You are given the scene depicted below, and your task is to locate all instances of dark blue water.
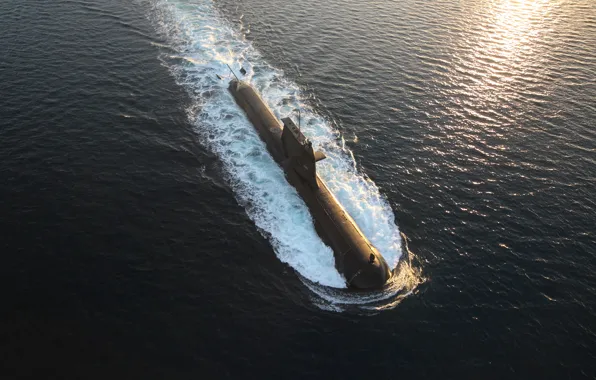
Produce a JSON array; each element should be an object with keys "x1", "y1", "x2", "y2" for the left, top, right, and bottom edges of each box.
[{"x1": 1, "y1": 0, "x2": 595, "y2": 378}]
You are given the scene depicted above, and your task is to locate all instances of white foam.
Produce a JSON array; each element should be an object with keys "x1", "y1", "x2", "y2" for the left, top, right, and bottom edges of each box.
[{"x1": 147, "y1": 0, "x2": 402, "y2": 290}]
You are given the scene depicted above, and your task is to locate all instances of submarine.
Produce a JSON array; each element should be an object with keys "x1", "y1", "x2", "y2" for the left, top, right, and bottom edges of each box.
[{"x1": 228, "y1": 78, "x2": 391, "y2": 289}]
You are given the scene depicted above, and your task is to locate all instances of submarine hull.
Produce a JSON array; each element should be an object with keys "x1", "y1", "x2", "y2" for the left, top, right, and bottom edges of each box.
[{"x1": 228, "y1": 79, "x2": 391, "y2": 289}]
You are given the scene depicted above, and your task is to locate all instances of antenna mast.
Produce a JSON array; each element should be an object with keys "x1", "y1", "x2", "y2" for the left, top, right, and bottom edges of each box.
[{"x1": 226, "y1": 64, "x2": 239, "y2": 81}]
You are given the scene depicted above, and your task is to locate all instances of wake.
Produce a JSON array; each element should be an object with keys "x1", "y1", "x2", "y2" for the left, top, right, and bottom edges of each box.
[{"x1": 147, "y1": 0, "x2": 405, "y2": 297}]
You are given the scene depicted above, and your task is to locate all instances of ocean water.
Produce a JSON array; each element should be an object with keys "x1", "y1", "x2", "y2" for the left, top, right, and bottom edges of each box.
[{"x1": 1, "y1": 0, "x2": 595, "y2": 378}]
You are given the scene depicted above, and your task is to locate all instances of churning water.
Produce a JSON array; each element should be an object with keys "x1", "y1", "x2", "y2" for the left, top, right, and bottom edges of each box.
[{"x1": 148, "y1": 0, "x2": 410, "y2": 297}]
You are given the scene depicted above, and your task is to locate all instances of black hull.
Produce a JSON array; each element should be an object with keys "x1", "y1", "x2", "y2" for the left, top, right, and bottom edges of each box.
[{"x1": 228, "y1": 80, "x2": 391, "y2": 289}]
